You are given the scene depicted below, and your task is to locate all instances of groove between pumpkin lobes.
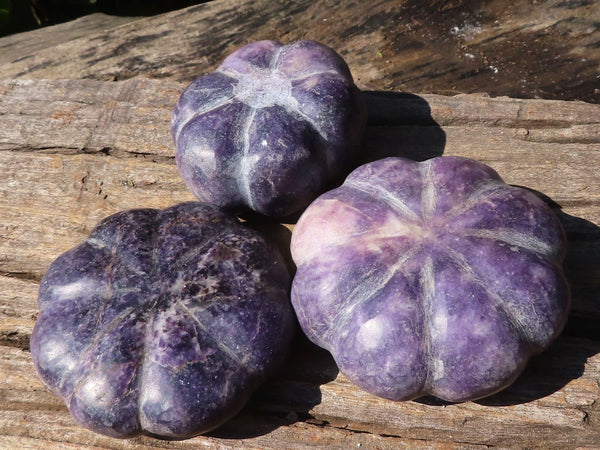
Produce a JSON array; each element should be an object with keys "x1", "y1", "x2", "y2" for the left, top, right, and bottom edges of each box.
[{"x1": 230, "y1": 75, "x2": 330, "y2": 203}]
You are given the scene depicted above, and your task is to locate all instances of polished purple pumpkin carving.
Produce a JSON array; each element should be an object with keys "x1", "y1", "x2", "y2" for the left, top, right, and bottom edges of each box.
[
  {"x1": 291, "y1": 156, "x2": 570, "y2": 402},
  {"x1": 30, "y1": 202, "x2": 294, "y2": 439},
  {"x1": 171, "y1": 40, "x2": 366, "y2": 218}
]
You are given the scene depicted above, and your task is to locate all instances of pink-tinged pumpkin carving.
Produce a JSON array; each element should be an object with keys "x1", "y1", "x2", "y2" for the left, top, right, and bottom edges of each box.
[{"x1": 291, "y1": 156, "x2": 570, "y2": 402}]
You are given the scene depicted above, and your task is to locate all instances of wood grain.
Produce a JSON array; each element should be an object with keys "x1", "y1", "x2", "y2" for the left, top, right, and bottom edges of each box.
[
  {"x1": 0, "y1": 13, "x2": 141, "y2": 68},
  {"x1": 1, "y1": 0, "x2": 599, "y2": 446},
  {"x1": 0, "y1": 0, "x2": 597, "y2": 102},
  {"x1": 1, "y1": 76, "x2": 599, "y2": 447},
  {"x1": 1, "y1": 338, "x2": 600, "y2": 448}
]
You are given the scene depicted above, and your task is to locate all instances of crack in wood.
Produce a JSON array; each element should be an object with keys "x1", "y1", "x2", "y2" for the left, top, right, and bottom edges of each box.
[
  {"x1": 0, "y1": 330, "x2": 30, "y2": 349},
  {"x1": 0, "y1": 144, "x2": 177, "y2": 164},
  {"x1": 0, "y1": 271, "x2": 42, "y2": 283}
]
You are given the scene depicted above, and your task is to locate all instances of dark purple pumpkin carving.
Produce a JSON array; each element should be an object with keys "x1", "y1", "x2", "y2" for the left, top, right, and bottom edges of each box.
[
  {"x1": 30, "y1": 202, "x2": 294, "y2": 439},
  {"x1": 291, "y1": 156, "x2": 570, "y2": 402},
  {"x1": 171, "y1": 40, "x2": 366, "y2": 218}
]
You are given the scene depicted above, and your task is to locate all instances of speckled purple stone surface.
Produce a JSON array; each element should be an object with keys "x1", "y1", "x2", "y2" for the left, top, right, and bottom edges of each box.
[
  {"x1": 171, "y1": 39, "x2": 366, "y2": 218},
  {"x1": 30, "y1": 202, "x2": 294, "y2": 439},
  {"x1": 291, "y1": 156, "x2": 570, "y2": 402}
]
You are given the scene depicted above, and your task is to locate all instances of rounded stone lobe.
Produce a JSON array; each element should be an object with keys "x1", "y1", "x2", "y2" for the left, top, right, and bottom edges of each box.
[
  {"x1": 30, "y1": 202, "x2": 294, "y2": 439},
  {"x1": 291, "y1": 156, "x2": 570, "y2": 402},
  {"x1": 171, "y1": 39, "x2": 366, "y2": 218}
]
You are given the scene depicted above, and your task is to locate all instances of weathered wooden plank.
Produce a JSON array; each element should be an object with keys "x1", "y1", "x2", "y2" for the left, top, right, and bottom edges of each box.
[
  {"x1": 366, "y1": 92, "x2": 600, "y2": 128},
  {"x1": 0, "y1": 78, "x2": 179, "y2": 156},
  {"x1": 1, "y1": 77, "x2": 599, "y2": 447},
  {"x1": 252, "y1": 336, "x2": 600, "y2": 448},
  {"x1": 0, "y1": 150, "x2": 195, "y2": 277},
  {"x1": 0, "y1": 276, "x2": 38, "y2": 349},
  {"x1": 0, "y1": 13, "x2": 141, "y2": 68},
  {"x1": 3, "y1": 78, "x2": 597, "y2": 326},
  {"x1": 1, "y1": 336, "x2": 599, "y2": 448},
  {"x1": 0, "y1": 346, "x2": 480, "y2": 449},
  {"x1": 0, "y1": 0, "x2": 597, "y2": 103},
  {"x1": 307, "y1": 338, "x2": 600, "y2": 447}
]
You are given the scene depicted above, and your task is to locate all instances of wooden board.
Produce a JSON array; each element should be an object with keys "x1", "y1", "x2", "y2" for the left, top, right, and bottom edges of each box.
[
  {"x1": 0, "y1": 13, "x2": 142, "y2": 68},
  {"x1": 0, "y1": 0, "x2": 598, "y2": 103},
  {"x1": 1, "y1": 77, "x2": 600, "y2": 448},
  {"x1": 1, "y1": 0, "x2": 599, "y2": 446}
]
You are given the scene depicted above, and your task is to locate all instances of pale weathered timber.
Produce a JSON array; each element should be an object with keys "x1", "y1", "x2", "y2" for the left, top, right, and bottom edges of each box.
[
  {"x1": 0, "y1": 0, "x2": 598, "y2": 103},
  {"x1": 0, "y1": 13, "x2": 142, "y2": 68},
  {"x1": 0, "y1": 76, "x2": 599, "y2": 448},
  {"x1": 1, "y1": 338, "x2": 600, "y2": 449}
]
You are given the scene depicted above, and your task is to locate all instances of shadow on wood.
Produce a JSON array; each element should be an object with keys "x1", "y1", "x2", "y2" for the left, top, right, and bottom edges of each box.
[
  {"x1": 208, "y1": 334, "x2": 339, "y2": 439},
  {"x1": 359, "y1": 91, "x2": 446, "y2": 164},
  {"x1": 475, "y1": 336, "x2": 599, "y2": 407}
]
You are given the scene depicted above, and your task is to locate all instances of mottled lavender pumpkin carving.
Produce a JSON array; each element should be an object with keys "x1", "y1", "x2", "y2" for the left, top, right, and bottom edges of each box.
[
  {"x1": 291, "y1": 156, "x2": 570, "y2": 402},
  {"x1": 171, "y1": 40, "x2": 366, "y2": 218},
  {"x1": 30, "y1": 202, "x2": 294, "y2": 439}
]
